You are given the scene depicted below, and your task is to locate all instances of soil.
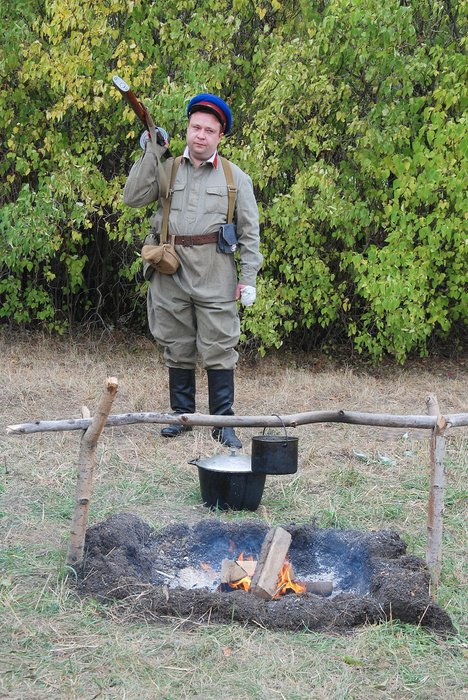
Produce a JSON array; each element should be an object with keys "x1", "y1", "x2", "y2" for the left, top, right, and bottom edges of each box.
[{"x1": 75, "y1": 513, "x2": 455, "y2": 635}]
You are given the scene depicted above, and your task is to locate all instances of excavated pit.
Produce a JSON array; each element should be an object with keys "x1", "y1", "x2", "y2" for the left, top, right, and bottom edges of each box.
[{"x1": 75, "y1": 513, "x2": 455, "y2": 634}]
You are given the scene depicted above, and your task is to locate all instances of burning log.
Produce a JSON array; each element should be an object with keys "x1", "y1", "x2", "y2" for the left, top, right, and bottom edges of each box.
[
  {"x1": 220, "y1": 557, "x2": 332, "y2": 598},
  {"x1": 221, "y1": 559, "x2": 255, "y2": 584},
  {"x1": 220, "y1": 528, "x2": 295, "y2": 597},
  {"x1": 236, "y1": 559, "x2": 257, "y2": 578},
  {"x1": 250, "y1": 526, "x2": 293, "y2": 599}
]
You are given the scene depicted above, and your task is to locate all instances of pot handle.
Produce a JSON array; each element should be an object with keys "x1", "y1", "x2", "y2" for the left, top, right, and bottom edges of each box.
[{"x1": 263, "y1": 415, "x2": 288, "y2": 437}]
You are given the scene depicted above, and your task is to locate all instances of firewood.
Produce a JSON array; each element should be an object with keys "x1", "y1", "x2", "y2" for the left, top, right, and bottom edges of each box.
[
  {"x1": 237, "y1": 559, "x2": 257, "y2": 578},
  {"x1": 307, "y1": 580, "x2": 333, "y2": 597},
  {"x1": 250, "y1": 526, "x2": 292, "y2": 599},
  {"x1": 221, "y1": 558, "x2": 258, "y2": 584},
  {"x1": 221, "y1": 559, "x2": 248, "y2": 584}
]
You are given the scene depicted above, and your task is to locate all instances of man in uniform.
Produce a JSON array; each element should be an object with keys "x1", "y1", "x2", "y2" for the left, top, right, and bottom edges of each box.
[{"x1": 123, "y1": 93, "x2": 262, "y2": 449}]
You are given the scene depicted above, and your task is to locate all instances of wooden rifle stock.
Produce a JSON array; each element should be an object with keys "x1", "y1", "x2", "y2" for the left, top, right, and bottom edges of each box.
[
  {"x1": 112, "y1": 75, "x2": 149, "y2": 128},
  {"x1": 112, "y1": 75, "x2": 171, "y2": 156}
]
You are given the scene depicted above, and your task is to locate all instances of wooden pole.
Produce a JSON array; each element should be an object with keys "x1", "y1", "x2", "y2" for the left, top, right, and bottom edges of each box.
[
  {"x1": 425, "y1": 394, "x2": 447, "y2": 592},
  {"x1": 66, "y1": 377, "x2": 119, "y2": 567},
  {"x1": 6, "y1": 410, "x2": 468, "y2": 435}
]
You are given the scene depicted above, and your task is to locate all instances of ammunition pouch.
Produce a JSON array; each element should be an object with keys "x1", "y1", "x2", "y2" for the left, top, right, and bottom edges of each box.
[{"x1": 217, "y1": 223, "x2": 238, "y2": 255}]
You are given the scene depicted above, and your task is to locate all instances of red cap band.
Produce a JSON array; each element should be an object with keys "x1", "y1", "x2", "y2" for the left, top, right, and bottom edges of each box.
[{"x1": 190, "y1": 101, "x2": 227, "y2": 130}]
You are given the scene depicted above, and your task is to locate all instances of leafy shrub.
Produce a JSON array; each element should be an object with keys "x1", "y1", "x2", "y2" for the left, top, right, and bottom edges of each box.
[{"x1": 0, "y1": 0, "x2": 466, "y2": 360}]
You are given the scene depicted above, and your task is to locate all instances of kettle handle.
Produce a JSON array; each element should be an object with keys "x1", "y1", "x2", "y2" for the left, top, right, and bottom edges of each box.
[{"x1": 263, "y1": 415, "x2": 288, "y2": 437}]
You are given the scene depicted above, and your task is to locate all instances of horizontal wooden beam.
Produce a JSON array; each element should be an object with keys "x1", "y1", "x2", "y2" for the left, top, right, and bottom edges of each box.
[{"x1": 6, "y1": 410, "x2": 468, "y2": 435}]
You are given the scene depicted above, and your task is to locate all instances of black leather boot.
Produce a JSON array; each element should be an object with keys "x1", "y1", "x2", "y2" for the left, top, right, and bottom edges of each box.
[
  {"x1": 161, "y1": 368, "x2": 195, "y2": 437},
  {"x1": 207, "y1": 369, "x2": 242, "y2": 449}
]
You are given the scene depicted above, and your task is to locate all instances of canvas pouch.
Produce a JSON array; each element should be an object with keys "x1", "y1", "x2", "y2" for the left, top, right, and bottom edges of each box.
[{"x1": 141, "y1": 243, "x2": 180, "y2": 275}]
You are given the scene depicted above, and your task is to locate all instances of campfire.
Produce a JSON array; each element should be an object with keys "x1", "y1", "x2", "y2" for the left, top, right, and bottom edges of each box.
[
  {"x1": 223, "y1": 555, "x2": 307, "y2": 597},
  {"x1": 221, "y1": 527, "x2": 312, "y2": 599},
  {"x1": 76, "y1": 514, "x2": 456, "y2": 635},
  {"x1": 172, "y1": 526, "x2": 332, "y2": 599}
]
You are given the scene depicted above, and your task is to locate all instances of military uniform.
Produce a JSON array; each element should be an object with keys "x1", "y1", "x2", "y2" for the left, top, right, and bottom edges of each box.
[
  {"x1": 123, "y1": 93, "x2": 262, "y2": 448},
  {"x1": 123, "y1": 146, "x2": 262, "y2": 369}
]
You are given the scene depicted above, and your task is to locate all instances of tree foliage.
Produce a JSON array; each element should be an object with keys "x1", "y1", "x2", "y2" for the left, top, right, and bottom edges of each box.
[{"x1": 0, "y1": 0, "x2": 466, "y2": 359}]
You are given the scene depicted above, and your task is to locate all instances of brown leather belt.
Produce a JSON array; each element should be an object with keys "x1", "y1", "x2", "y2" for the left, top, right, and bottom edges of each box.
[{"x1": 173, "y1": 233, "x2": 218, "y2": 247}]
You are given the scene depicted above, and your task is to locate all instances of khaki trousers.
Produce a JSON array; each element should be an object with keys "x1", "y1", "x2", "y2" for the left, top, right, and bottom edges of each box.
[{"x1": 147, "y1": 277, "x2": 240, "y2": 370}]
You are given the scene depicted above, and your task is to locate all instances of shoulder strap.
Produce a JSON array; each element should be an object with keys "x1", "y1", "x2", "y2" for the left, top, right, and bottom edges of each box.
[
  {"x1": 161, "y1": 156, "x2": 182, "y2": 243},
  {"x1": 220, "y1": 157, "x2": 236, "y2": 224}
]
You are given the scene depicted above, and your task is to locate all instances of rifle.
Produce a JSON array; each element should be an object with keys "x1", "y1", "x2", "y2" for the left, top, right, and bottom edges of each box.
[{"x1": 112, "y1": 75, "x2": 171, "y2": 157}]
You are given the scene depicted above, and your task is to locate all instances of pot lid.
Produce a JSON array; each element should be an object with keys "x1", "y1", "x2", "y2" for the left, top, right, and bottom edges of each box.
[{"x1": 189, "y1": 451, "x2": 252, "y2": 473}]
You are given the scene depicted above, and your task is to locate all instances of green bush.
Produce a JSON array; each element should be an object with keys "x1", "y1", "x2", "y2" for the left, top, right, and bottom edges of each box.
[{"x1": 1, "y1": 0, "x2": 466, "y2": 360}]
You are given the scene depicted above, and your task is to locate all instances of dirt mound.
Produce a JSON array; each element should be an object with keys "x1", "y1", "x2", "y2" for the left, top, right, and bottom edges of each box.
[{"x1": 75, "y1": 513, "x2": 455, "y2": 635}]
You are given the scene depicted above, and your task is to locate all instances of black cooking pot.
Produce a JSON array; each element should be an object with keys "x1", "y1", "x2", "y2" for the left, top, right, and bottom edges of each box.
[
  {"x1": 251, "y1": 422, "x2": 298, "y2": 475},
  {"x1": 189, "y1": 453, "x2": 266, "y2": 511}
]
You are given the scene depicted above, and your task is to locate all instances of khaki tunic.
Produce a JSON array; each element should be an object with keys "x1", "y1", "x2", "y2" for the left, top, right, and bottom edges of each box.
[{"x1": 123, "y1": 140, "x2": 262, "y2": 369}]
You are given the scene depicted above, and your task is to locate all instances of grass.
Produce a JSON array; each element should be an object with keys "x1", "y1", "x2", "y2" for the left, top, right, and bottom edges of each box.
[{"x1": 0, "y1": 330, "x2": 467, "y2": 699}]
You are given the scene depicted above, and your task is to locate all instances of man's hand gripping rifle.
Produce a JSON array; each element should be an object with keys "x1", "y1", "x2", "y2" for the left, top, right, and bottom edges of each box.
[{"x1": 112, "y1": 75, "x2": 171, "y2": 157}]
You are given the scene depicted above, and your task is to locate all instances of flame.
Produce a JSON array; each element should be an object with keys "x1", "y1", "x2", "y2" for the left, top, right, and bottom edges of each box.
[
  {"x1": 228, "y1": 555, "x2": 306, "y2": 597},
  {"x1": 228, "y1": 552, "x2": 254, "y2": 591},
  {"x1": 272, "y1": 560, "x2": 307, "y2": 598},
  {"x1": 229, "y1": 574, "x2": 252, "y2": 591}
]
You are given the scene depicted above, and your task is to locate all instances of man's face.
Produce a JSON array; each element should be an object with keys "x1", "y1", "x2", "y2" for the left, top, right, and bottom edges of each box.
[{"x1": 186, "y1": 111, "x2": 223, "y2": 163}]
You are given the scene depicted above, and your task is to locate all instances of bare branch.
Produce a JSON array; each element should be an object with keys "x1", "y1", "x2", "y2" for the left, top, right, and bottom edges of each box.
[{"x1": 6, "y1": 409, "x2": 468, "y2": 435}]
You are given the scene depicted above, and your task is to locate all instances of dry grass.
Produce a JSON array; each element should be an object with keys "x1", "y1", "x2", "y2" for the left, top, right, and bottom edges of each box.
[{"x1": 1, "y1": 330, "x2": 467, "y2": 699}]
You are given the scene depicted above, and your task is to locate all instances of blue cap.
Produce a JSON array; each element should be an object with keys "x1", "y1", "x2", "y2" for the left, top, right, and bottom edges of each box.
[{"x1": 187, "y1": 93, "x2": 232, "y2": 134}]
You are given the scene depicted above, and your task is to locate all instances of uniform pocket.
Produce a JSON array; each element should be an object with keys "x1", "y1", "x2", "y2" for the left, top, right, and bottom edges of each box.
[
  {"x1": 206, "y1": 186, "x2": 227, "y2": 214},
  {"x1": 170, "y1": 183, "x2": 185, "y2": 210}
]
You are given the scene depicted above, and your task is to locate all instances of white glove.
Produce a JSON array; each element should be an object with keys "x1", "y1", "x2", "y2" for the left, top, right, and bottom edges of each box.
[
  {"x1": 140, "y1": 127, "x2": 170, "y2": 150},
  {"x1": 240, "y1": 285, "x2": 256, "y2": 307}
]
